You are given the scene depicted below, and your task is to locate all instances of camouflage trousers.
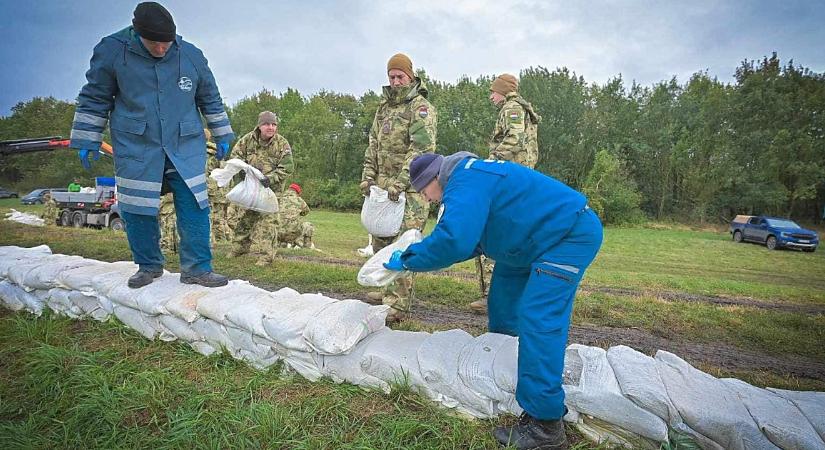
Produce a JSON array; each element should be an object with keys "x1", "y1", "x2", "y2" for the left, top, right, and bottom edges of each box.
[
  {"x1": 231, "y1": 209, "x2": 280, "y2": 262},
  {"x1": 159, "y1": 211, "x2": 178, "y2": 252},
  {"x1": 210, "y1": 200, "x2": 233, "y2": 241},
  {"x1": 279, "y1": 221, "x2": 315, "y2": 248},
  {"x1": 475, "y1": 255, "x2": 495, "y2": 298},
  {"x1": 371, "y1": 192, "x2": 429, "y2": 313},
  {"x1": 41, "y1": 203, "x2": 59, "y2": 226}
]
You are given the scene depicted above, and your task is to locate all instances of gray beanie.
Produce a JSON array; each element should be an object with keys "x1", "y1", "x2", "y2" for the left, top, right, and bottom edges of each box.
[
  {"x1": 410, "y1": 153, "x2": 443, "y2": 192},
  {"x1": 257, "y1": 111, "x2": 278, "y2": 127}
]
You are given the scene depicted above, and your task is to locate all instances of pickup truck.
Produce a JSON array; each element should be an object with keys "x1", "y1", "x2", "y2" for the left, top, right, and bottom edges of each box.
[{"x1": 730, "y1": 215, "x2": 819, "y2": 252}]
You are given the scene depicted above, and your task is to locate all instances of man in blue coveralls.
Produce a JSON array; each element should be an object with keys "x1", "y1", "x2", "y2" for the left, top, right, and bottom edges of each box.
[
  {"x1": 383, "y1": 152, "x2": 603, "y2": 449},
  {"x1": 70, "y1": 2, "x2": 235, "y2": 289}
]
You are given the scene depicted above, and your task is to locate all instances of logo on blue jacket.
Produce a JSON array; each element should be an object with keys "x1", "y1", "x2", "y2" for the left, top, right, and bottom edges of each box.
[{"x1": 178, "y1": 76, "x2": 193, "y2": 92}]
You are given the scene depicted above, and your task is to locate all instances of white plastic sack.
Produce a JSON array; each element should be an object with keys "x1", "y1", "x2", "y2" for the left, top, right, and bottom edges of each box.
[
  {"x1": 302, "y1": 300, "x2": 390, "y2": 355},
  {"x1": 56, "y1": 261, "x2": 138, "y2": 295},
  {"x1": 356, "y1": 235, "x2": 375, "y2": 258},
  {"x1": 357, "y1": 229, "x2": 422, "y2": 287},
  {"x1": 4, "y1": 209, "x2": 44, "y2": 226},
  {"x1": 360, "y1": 329, "x2": 436, "y2": 399},
  {"x1": 196, "y1": 280, "x2": 273, "y2": 324},
  {"x1": 0, "y1": 280, "x2": 26, "y2": 311},
  {"x1": 418, "y1": 329, "x2": 496, "y2": 418},
  {"x1": 107, "y1": 274, "x2": 209, "y2": 316},
  {"x1": 7, "y1": 255, "x2": 99, "y2": 291},
  {"x1": 210, "y1": 158, "x2": 278, "y2": 213},
  {"x1": 767, "y1": 388, "x2": 825, "y2": 443},
  {"x1": 165, "y1": 290, "x2": 210, "y2": 323},
  {"x1": 158, "y1": 314, "x2": 201, "y2": 342},
  {"x1": 360, "y1": 185, "x2": 405, "y2": 237},
  {"x1": 190, "y1": 317, "x2": 234, "y2": 353},
  {"x1": 278, "y1": 348, "x2": 323, "y2": 381},
  {"x1": 655, "y1": 350, "x2": 777, "y2": 450},
  {"x1": 723, "y1": 378, "x2": 825, "y2": 450},
  {"x1": 458, "y1": 333, "x2": 518, "y2": 404},
  {"x1": 320, "y1": 328, "x2": 392, "y2": 392},
  {"x1": 113, "y1": 304, "x2": 160, "y2": 340},
  {"x1": 44, "y1": 288, "x2": 84, "y2": 318},
  {"x1": 564, "y1": 345, "x2": 669, "y2": 443},
  {"x1": 261, "y1": 293, "x2": 337, "y2": 351},
  {"x1": 0, "y1": 245, "x2": 52, "y2": 279}
]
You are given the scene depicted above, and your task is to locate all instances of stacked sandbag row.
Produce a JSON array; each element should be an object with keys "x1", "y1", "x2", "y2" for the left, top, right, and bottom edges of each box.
[
  {"x1": 4, "y1": 209, "x2": 45, "y2": 227},
  {"x1": 2, "y1": 245, "x2": 824, "y2": 449}
]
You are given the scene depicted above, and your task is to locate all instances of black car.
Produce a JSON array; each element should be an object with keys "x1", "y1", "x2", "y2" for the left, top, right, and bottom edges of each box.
[
  {"x1": 20, "y1": 188, "x2": 67, "y2": 205},
  {"x1": 0, "y1": 187, "x2": 18, "y2": 199}
]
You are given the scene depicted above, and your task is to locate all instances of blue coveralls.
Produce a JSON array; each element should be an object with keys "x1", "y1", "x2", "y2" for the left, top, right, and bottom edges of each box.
[
  {"x1": 400, "y1": 158, "x2": 603, "y2": 420},
  {"x1": 70, "y1": 27, "x2": 235, "y2": 275}
]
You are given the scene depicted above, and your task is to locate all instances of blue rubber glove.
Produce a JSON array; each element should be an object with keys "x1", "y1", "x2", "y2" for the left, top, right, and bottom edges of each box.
[
  {"x1": 78, "y1": 148, "x2": 100, "y2": 170},
  {"x1": 215, "y1": 142, "x2": 230, "y2": 161},
  {"x1": 383, "y1": 250, "x2": 406, "y2": 271}
]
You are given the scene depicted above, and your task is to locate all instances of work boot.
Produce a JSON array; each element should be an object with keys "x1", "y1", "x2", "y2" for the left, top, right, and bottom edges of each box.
[
  {"x1": 127, "y1": 270, "x2": 163, "y2": 289},
  {"x1": 493, "y1": 413, "x2": 568, "y2": 450},
  {"x1": 385, "y1": 307, "x2": 406, "y2": 324},
  {"x1": 180, "y1": 271, "x2": 229, "y2": 287},
  {"x1": 365, "y1": 292, "x2": 384, "y2": 305},
  {"x1": 469, "y1": 297, "x2": 488, "y2": 314}
]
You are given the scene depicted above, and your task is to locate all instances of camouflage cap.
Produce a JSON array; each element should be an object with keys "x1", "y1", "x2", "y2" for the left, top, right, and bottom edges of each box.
[
  {"x1": 387, "y1": 53, "x2": 414, "y2": 79},
  {"x1": 491, "y1": 74, "x2": 519, "y2": 95},
  {"x1": 257, "y1": 111, "x2": 279, "y2": 127}
]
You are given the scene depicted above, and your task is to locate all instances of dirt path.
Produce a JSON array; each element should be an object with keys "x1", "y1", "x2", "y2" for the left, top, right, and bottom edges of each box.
[{"x1": 277, "y1": 254, "x2": 825, "y2": 315}]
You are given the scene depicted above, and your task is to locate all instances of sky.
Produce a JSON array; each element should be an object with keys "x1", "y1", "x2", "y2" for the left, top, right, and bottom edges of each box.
[{"x1": 1, "y1": 0, "x2": 823, "y2": 115}]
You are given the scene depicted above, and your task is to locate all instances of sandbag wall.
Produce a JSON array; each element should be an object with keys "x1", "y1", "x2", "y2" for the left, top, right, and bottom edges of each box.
[{"x1": 1, "y1": 245, "x2": 824, "y2": 449}]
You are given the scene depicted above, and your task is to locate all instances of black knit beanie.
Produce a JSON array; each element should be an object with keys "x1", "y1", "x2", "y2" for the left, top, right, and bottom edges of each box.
[{"x1": 132, "y1": 2, "x2": 176, "y2": 42}]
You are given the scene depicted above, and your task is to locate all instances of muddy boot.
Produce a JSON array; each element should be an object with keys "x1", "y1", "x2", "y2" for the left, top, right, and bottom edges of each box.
[
  {"x1": 493, "y1": 413, "x2": 568, "y2": 450},
  {"x1": 385, "y1": 307, "x2": 407, "y2": 324},
  {"x1": 180, "y1": 271, "x2": 229, "y2": 288},
  {"x1": 365, "y1": 292, "x2": 384, "y2": 305},
  {"x1": 469, "y1": 297, "x2": 488, "y2": 314},
  {"x1": 127, "y1": 270, "x2": 163, "y2": 289}
]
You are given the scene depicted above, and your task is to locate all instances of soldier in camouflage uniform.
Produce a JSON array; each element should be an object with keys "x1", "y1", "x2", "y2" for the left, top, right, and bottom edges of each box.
[
  {"x1": 229, "y1": 111, "x2": 293, "y2": 266},
  {"x1": 41, "y1": 191, "x2": 59, "y2": 226},
  {"x1": 277, "y1": 183, "x2": 315, "y2": 249},
  {"x1": 204, "y1": 129, "x2": 232, "y2": 242},
  {"x1": 158, "y1": 193, "x2": 177, "y2": 252},
  {"x1": 472, "y1": 73, "x2": 542, "y2": 314},
  {"x1": 360, "y1": 53, "x2": 437, "y2": 321}
]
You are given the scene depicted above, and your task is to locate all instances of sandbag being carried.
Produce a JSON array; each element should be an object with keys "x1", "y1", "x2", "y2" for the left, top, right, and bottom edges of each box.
[
  {"x1": 357, "y1": 229, "x2": 422, "y2": 287},
  {"x1": 210, "y1": 158, "x2": 278, "y2": 213},
  {"x1": 360, "y1": 185, "x2": 405, "y2": 237}
]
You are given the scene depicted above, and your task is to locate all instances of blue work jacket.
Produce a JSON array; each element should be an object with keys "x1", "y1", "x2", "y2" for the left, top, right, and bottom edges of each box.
[
  {"x1": 70, "y1": 27, "x2": 234, "y2": 215},
  {"x1": 401, "y1": 158, "x2": 588, "y2": 271}
]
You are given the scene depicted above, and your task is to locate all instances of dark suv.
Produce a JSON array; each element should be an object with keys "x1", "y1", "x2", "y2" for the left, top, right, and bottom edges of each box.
[{"x1": 20, "y1": 188, "x2": 67, "y2": 205}]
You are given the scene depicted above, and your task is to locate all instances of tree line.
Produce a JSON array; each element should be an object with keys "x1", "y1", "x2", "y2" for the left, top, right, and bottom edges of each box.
[{"x1": 1, "y1": 53, "x2": 823, "y2": 225}]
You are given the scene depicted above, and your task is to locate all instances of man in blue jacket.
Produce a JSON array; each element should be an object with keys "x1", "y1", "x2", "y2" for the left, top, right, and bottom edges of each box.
[
  {"x1": 70, "y1": 2, "x2": 235, "y2": 288},
  {"x1": 384, "y1": 152, "x2": 603, "y2": 449}
]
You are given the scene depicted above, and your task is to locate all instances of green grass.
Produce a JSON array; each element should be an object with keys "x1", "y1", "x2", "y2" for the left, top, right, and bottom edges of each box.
[{"x1": 0, "y1": 310, "x2": 609, "y2": 450}]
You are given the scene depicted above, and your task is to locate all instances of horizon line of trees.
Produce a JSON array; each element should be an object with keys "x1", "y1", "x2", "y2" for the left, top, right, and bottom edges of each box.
[{"x1": 1, "y1": 53, "x2": 823, "y2": 225}]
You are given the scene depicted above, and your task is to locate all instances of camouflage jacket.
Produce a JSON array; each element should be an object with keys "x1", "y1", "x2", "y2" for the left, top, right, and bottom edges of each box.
[
  {"x1": 205, "y1": 141, "x2": 228, "y2": 204},
  {"x1": 278, "y1": 189, "x2": 310, "y2": 231},
  {"x1": 362, "y1": 77, "x2": 437, "y2": 193},
  {"x1": 233, "y1": 130, "x2": 295, "y2": 192},
  {"x1": 489, "y1": 93, "x2": 541, "y2": 169}
]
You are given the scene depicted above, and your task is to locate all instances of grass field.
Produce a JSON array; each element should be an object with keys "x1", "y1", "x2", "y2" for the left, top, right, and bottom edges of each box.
[{"x1": 1, "y1": 198, "x2": 824, "y2": 448}]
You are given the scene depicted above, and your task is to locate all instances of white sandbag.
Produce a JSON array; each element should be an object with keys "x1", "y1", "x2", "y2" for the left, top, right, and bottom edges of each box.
[
  {"x1": 320, "y1": 328, "x2": 392, "y2": 392},
  {"x1": 113, "y1": 304, "x2": 159, "y2": 340},
  {"x1": 57, "y1": 261, "x2": 137, "y2": 295},
  {"x1": 225, "y1": 324, "x2": 275, "y2": 357},
  {"x1": 190, "y1": 317, "x2": 235, "y2": 353},
  {"x1": 279, "y1": 348, "x2": 323, "y2": 381},
  {"x1": 0, "y1": 249, "x2": 52, "y2": 280},
  {"x1": 165, "y1": 289, "x2": 209, "y2": 323},
  {"x1": 17, "y1": 288, "x2": 48, "y2": 315},
  {"x1": 89, "y1": 263, "x2": 146, "y2": 298},
  {"x1": 4, "y1": 209, "x2": 44, "y2": 226},
  {"x1": 357, "y1": 229, "x2": 422, "y2": 287},
  {"x1": 210, "y1": 158, "x2": 278, "y2": 213},
  {"x1": 108, "y1": 274, "x2": 208, "y2": 316},
  {"x1": 723, "y1": 378, "x2": 825, "y2": 450},
  {"x1": 655, "y1": 350, "x2": 778, "y2": 450},
  {"x1": 158, "y1": 315, "x2": 201, "y2": 342},
  {"x1": 7, "y1": 255, "x2": 99, "y2": 291},
  {"x1": 418, "y1": 329, "x2": 496, "y2": 418},
  {"x1": 223, "y1": 294, "x2": 289, "y2": 339},
  {"x1": 189, "y1": 341, "x2": 219, "y2": 357},
  {"x1": 356, "y1": 235, "x2": 375, "y2": 258},
  {"x1": 458, "y1": 333, "x2": 517, "y2": 403},
  {"x1": 564, "y1": 345, "x2": 669, "y2": 443},
  {"x1": 69, "y1": 291, "x2": 112, "y2": 322},
  {"x1": 360, "y1": 329, "x2": 436, "y2": 398},
  {"x1": 261, "y1": 293, "x2": 337, "y2": 351},
  {"x1": 360, "y1": 185, "x2": 405, "y2": 237},
  {"x1": 0, "y1": 280, "x2": 26, "y2": 311},
  {"x1": 196, "y1": 280, "x2": 271, "y2": 324},
  {"x1": 607, "y1": 345, "x2": 722, "y2": 449},
  {"x1": 44, "y1": 288, "x2": 84, "y2": 318},
  {"x1": 767, "y1": 388, "x2": 825, "y2": 443},
  {"x1": 302, "y1": 299, "x2": 390, "y2": 355}
]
